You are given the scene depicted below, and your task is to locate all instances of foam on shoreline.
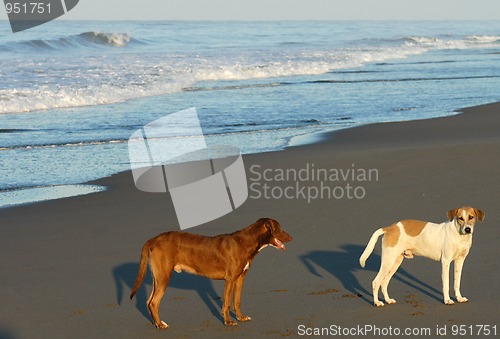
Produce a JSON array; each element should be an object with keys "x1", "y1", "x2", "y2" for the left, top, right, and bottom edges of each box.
[{"x1": 0, "y1": 184, "x2": 106, "y2": 208}]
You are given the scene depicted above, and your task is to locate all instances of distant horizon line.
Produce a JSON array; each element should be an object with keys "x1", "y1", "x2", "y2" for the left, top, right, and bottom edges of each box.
[{"x1": 2, "y1": 18, "x2": 498, "y2": 22}]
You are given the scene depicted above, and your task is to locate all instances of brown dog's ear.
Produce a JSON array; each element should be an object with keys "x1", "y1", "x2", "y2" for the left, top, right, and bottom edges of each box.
[
  {"x1": 474, "y1": 208, "x2": 485, "y2": 222},
  {"x1": 263, "y1": 218, "x2": 274, "y2": 233},
  {"x1": 256, "y1": 217, "x2": 268, "y2": 226},
  {"x1": 257, "y1": 218, "x2": 272, "y2": 232},
  {"x1": 262, "y1": 218, "x2": 282, "y2": 237},
  {"x1": 447, "y1": 208, "x2": 458, "y2": 221}
]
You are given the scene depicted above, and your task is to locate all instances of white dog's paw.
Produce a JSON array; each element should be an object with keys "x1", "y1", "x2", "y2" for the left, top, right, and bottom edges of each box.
[
  {"x1": 374, "y1": 301, "x2": 385, "y2": 307},
  {"x1": 457, "y1": 296, "x2": 468, "y2": 303},
  {"x1": 385, "y1": 298, "x2": 397, "y2": 305},
  {"x1": 444, "y1": 299, "x2": 455, "y2": 305},
  {"x1": 155, "y1": 320, "x2": 169, "y2": 329},
  {"x1": 237, "y1": 315, "x2": 252, "y2": 322}
]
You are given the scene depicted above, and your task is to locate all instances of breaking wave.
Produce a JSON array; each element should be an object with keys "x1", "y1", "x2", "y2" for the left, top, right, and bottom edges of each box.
[
  {"x1": 1, "y1": 32, "x2": 498, "y2": 114},
  {"x1": 0, "y1": 31, "x2": 135, "y2": 53}
]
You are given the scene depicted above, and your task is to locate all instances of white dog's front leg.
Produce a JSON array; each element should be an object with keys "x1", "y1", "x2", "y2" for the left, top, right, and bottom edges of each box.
[
  {"x1": 441, "y1": 260, "x2": 454, "y2": 305},
  {"x1": 454, "y1": 257, "x2": 468, "y2": 303}
]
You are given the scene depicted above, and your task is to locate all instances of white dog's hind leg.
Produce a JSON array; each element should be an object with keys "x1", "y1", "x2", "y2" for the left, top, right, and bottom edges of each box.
[
  {"x1": 381, "y1": 255, "x2": 404, "y2": 305},
  {"x1": 372, "y1": 248, "x2": 399, "y2": 307},
  {"x1": 372, "y1": 273, "x2": 384, "y2": 307}
]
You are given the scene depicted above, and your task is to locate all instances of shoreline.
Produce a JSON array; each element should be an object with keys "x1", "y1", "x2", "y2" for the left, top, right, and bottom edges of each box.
[
  {"x1": 1, "y1": 102, "x2": 499, "y2": 338},
  {"x1": 0, "y1": 103, "x2": 474, "y2": 209}
]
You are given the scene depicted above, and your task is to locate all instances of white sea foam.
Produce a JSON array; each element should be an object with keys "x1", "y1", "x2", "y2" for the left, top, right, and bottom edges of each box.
[
  {"x1": 78, "y1": 32, "x2": 131, "y2": 47},
  {"x1": 465, "y1": 35, "x2": 500, "y2": 43},
  {"x1": 405, "y1": 35, "x2": 500, "y2": 50},
  {"x1": 0, "y1": 33, "x2": 498, "y2": 114},
  {"x1": 0, "y1": 185, "x2": 106, "y2": 208},
  {"x1": 0, "y1": 48, "x2": 414, "y2": 113}
]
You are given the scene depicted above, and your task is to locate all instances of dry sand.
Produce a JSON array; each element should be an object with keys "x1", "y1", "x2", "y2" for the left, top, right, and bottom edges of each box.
[{"x1": 1, "y1": 103, "x2": 499, "y2": 338}]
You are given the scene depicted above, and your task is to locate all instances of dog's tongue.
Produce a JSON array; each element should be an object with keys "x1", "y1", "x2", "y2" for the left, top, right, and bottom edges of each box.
[{"x1": 274, "y1": 238, "x2": 286, "y2": 251}]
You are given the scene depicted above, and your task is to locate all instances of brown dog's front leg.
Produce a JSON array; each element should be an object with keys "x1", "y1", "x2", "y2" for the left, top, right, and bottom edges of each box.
[
  {"x1": 233, "y1": 274, "x2": 251, "y2": 322},
  {"x1": 222, "y1": 279, "x2": 237, "y2": 326}
]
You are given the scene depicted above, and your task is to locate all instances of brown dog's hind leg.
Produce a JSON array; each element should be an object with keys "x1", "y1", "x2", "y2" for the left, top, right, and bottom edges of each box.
[
  {"x1": 147, "y1": 258, "x2": 173, "y2": 329},
  {"x1": 222, "y1": 279, "x2": 237, "y2": 326},
  {"x1": 233, "y1": 273, "x2": 251, "y2": 322}
]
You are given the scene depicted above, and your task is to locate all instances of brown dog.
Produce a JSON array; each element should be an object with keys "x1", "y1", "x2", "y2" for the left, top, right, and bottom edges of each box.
[{"x1": 130, "y1": 218, "x2": 292, "y2": 329}]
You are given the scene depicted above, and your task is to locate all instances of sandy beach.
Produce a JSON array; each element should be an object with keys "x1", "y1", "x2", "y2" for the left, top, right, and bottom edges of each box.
[{"x1": 1, "y1": 102, "x2": 499, "y2": 338}]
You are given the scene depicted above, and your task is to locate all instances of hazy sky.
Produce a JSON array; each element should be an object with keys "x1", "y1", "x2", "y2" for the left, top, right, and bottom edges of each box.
[{"x1": 1, "y1": 0, "x2": 500, "y2": 21}]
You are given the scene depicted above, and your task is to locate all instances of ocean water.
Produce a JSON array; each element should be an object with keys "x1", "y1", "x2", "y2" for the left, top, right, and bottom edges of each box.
[{"x1": 0, "y1": 20, "x2": 499, "y2": 206}]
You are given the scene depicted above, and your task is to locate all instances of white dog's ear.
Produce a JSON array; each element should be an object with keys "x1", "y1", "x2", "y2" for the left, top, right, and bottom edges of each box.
[
  {"x1": 448, "y1": 208, "x2": 458, "y2": 221},
  {"x1": 447, "y1": 208, "x2": 458, "y2": 221},
  {"x1": 474, "y1": 209, "x2": 485, "y2": 222}
]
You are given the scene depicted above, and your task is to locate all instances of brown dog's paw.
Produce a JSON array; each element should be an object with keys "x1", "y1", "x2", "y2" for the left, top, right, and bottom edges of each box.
[
  {"x1": 237, "y1": 315, "x2": 252, "y2": 322},
  {"x1": 224, "y1": 320, "x2": 238, "y2": 326}
]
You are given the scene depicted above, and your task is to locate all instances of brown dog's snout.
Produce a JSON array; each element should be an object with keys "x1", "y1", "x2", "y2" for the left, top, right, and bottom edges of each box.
[
  {"x1": 264, "y1": 218, "x2": 292, "y2": 243},
  {"x1": 281, "y1": 231, "x2": 292, "y2": 242},
  {"x1": 271, "y1": 230, "x2": 291, "y2": 251}
]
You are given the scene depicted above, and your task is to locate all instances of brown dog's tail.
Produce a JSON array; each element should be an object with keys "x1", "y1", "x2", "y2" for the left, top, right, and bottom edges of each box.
[{"x1": 130, "y1": 240, "x2": 151, "y2": 299}]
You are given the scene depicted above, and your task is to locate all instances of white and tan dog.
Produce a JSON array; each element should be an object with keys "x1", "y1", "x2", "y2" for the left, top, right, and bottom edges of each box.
[{"x1": 360, "y1": 206, "x2": 485, "y2": 307}]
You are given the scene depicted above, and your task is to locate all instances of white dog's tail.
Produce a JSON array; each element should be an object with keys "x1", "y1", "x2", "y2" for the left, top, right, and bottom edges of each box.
[{"x1": 359, "y1": 228, "x2": 385, "y2": 268}]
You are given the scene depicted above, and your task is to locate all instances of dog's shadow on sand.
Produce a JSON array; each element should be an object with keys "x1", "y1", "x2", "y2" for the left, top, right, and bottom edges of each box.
[
  {"x1": 300, "y1": 244, "x2": 442, "y2": 305},
  {"x1": 113, "y1": 263, "x2": 223, "y2": 323}
]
